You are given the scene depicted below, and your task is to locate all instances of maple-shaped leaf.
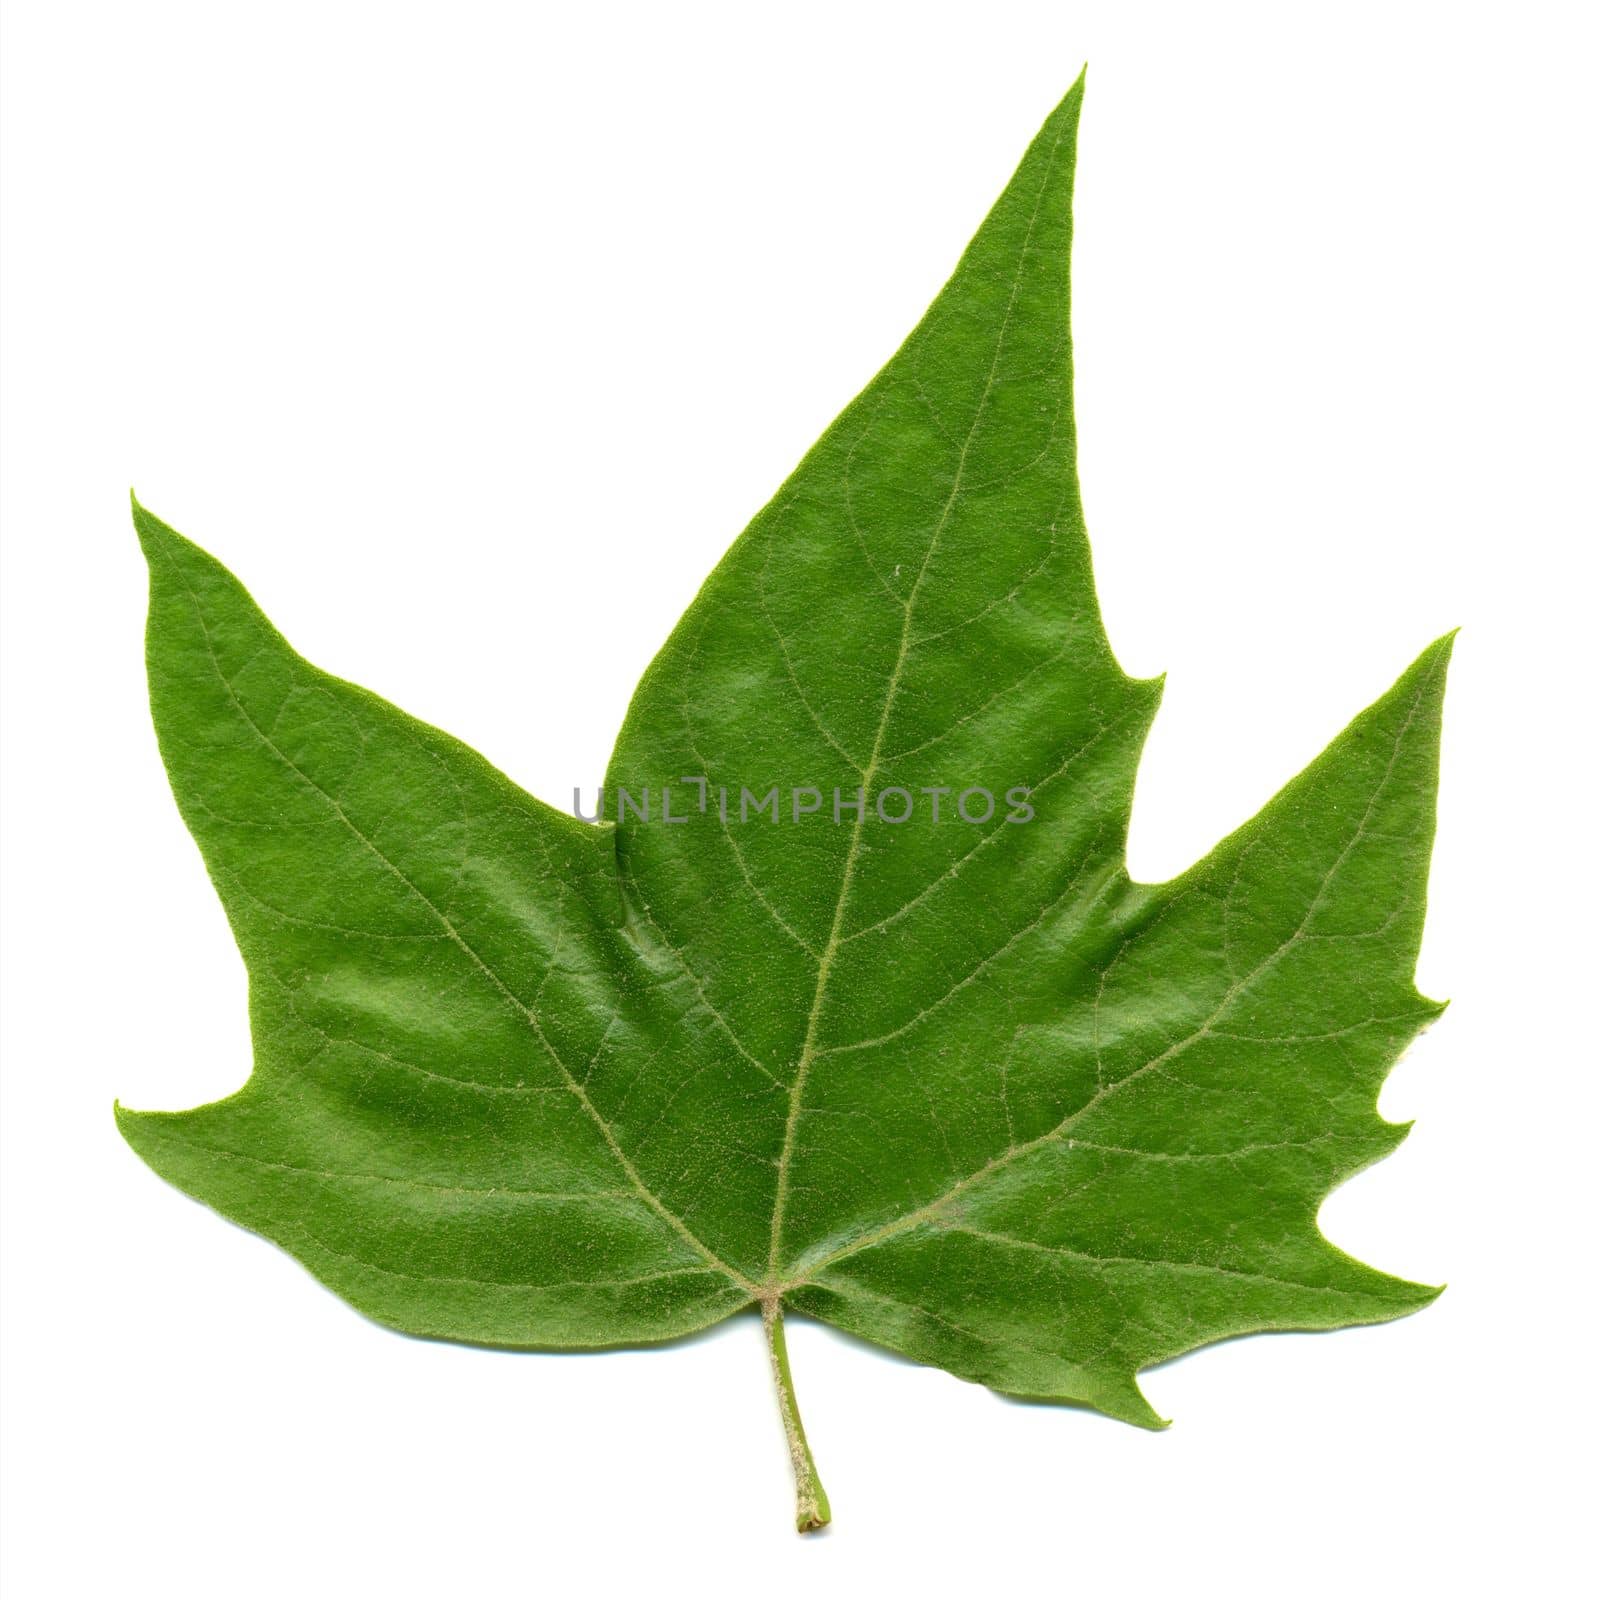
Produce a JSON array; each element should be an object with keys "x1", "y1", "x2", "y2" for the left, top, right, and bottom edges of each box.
[{"x1": 119, "y1": 75, "x2": 1450, "y2": 1532}]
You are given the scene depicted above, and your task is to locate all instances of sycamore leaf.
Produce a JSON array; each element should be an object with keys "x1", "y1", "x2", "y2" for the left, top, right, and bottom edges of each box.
[{"x1": 119, "y1": 75, "x2": 1450, "y2": 1532}]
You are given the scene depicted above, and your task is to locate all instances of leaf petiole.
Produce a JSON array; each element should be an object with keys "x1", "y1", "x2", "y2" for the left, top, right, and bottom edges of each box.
[{"x1": 761, "y1": 1298, "x2": 831, "y2": 1533}]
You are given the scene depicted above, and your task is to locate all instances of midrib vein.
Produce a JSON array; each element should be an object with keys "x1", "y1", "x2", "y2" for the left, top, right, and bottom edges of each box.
[
  {"x1": 764, "y1": 120, "x2": 1070, "y2": 1279},
  {"x1": 164, "y1": 546, "x2": 758, "y2": 1298},
  {"x1": 786, "y1": 662, "x2": 1436, "y2": 1286}
]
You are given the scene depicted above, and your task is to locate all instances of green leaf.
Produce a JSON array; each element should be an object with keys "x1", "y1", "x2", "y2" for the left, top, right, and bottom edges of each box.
[{"x1": 119, "y1": 75, "x2": 1450, "y2": 1532}]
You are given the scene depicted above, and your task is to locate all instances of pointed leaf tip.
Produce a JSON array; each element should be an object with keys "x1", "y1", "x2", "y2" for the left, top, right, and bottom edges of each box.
[{"x1": 130, "y1": 493, "x2": 168, "y2": 557}]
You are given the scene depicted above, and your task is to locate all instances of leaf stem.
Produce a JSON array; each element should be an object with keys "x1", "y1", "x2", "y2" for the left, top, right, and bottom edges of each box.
[{"x1": 761, "y1": 1298, "x2": 831, "y2": 1533}]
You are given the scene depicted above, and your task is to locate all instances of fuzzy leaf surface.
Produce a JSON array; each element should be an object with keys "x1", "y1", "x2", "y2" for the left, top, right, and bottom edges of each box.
[{"x1": 120, "y1": 78, "x2": 1448, "y2": 1451}]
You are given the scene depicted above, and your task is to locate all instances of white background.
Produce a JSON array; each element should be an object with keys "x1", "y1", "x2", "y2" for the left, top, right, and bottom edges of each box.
[{"x1": 3, "y1": 2, "x2": 1596, "y2": 1594}]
